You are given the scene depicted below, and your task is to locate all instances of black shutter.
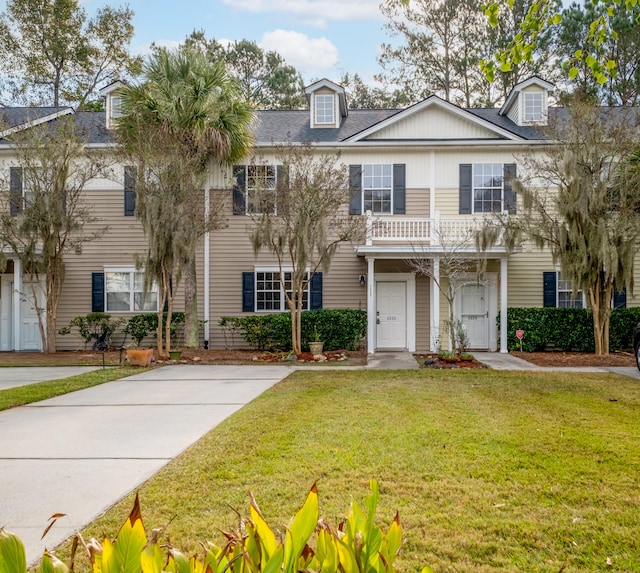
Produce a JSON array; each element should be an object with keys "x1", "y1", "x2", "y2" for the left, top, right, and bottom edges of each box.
[
  {"x1": 92, "y1": 272, "x2": 105, "y2": 312},
  {"x1": 349, "y1": 165, "x2": 362, "y2": 215},
  {"x1": 503, "y1": 163, "x2": 517, "y2": 214},
  {"x1": 310, "y1": 272, "x2": 323, "y2": 310},
  {"x1": 242, "y1": 271, "x2": 255, "y2": 312},
  {"x1": 232, "y1": 165, "x2": 246, "y2": 215},
  {"x1": 613, "y1": 286, "x2": 627, "y2": 309},
  {"x1": 124, "y1": 166, "x2": 136, "y2": 216},
  {"x1": 459, "y1": 164, "x2": 472, "y2": 214},
  {"x1": 10, "y1": 166, "x2": 22, "y2": 216},
  {"x1": 543, "y1": 272, "x2": 557, "y2": 308},
  {"x1": 393, "y1": 164, "x2": 406, "y2": 214}
]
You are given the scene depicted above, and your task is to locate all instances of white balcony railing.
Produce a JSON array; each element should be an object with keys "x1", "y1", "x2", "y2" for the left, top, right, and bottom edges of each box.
[{"x1": 365, "y1": 211, "x2": 500, "y2": 247}]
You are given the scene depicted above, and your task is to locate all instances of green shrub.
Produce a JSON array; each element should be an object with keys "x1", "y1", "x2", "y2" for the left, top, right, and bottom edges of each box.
[
  {"x1": 58, "y1": 313, "x2": 125, "y2": 349},
  {"x1": 122, "y1": 312, "x2": 186, "y2": 347},
  {"x1": 220, "y1": 309, "x2": 367, "y2": 352},
  {"x1": 501, "y1": 307, "x2": 640, "y2": 352},
  {"x1": 0, "y1": 480, "x2": 413, "y2": 573}
]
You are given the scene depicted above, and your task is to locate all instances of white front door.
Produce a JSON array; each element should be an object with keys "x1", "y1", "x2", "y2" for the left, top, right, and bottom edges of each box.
[
  {"x1": 20, "y1": 281, "x2": 44, "y2": 351},
  {"x1": 0, "y1": 276, "x2": 13, "y2": 351},
  {"x1": 459, "y1": 282, "x2": 489, "y2": 349},
  {"x1": 376, "y1": 281, "x2": 406, "y2": 349}
]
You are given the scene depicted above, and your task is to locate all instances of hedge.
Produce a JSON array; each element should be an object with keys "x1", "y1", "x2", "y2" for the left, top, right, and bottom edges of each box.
[
  {"x1": 219, "y1": 309, "x2": 367, "y2": 351},
  {"x1": 502, "y1": 307, "x2": 640, "y2": 352}
]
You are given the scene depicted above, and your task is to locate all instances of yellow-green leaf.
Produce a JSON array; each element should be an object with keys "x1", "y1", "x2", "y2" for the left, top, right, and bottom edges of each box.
[
  {"x1": 283, "y1": 484, "x2": 318, "y2": 573},
  {"x1": 141, "y1": 542, "x2": 163, "y2": 573},
  {"x1": 568, "y1": 67, "x2": 580, "y2": 79},
  {"x1": 336, "y1": 539, "x2": 358, "y2": 573},
  {"x1": 100, "y1": 538, "x2": 117, "y2": 573},
  {"x1": 249, "y1": 499, "x2": 278, "y2": 557},
  {"x1": 0, "y1": 529, "x2": 26, "y2": 573},
  {"x1": 382, "y1": 513, "x2": 403, "y2": 563},
  {"x1": 167, "y1": 549, "x2": 190, "y2": 573}
]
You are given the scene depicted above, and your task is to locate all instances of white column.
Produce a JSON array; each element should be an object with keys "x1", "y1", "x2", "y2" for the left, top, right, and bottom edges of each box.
[
  {"x1": 13, "y1": 258, "x2": 22, "y2": 351},
  {"x1": 429, "y1": 151, "x2": 436, "y2": 218},
  {"x1": 203, "y1": 170, "x2": 211, "y2": 349},
  {"x1": 500, "y1": 257, "x2": 508, "y2": 353},
  {"x1": 430, "y1": 257, "x2": 440, "y2": 352},
  {"x1": 367, "y1": 257, "x2": 376, "y2": 354}
]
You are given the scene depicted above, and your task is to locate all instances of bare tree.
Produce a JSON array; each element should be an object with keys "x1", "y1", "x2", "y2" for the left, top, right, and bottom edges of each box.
[
  {"x1": 249, "y1": 144, "x2": 365, "y2": 355},
  {"x1": 405, "y1": 226, "x2": 483, "y2": 353},
  {"x1": 479, "y1": 98, "x2": 640, "y2": 354},
  {"x1": 0, "y1": 116, "x2": 110, "y2": 352}
]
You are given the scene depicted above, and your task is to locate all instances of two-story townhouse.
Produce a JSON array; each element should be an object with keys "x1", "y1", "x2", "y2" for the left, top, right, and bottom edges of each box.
[{"x1": 2, "y1": 76, "x2": 638, "y2": 353}]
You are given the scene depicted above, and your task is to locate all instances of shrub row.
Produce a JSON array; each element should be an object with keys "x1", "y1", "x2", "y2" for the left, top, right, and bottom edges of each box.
[
  {"x1": 219, "y1": 309, "x2": 367, "y2": 351},
  {"x1": 60, "y1": 312, "x2": 186, "y2": 348},
  {"x1": 502, "y1": 307, "x2": 640, "y2": 352}
]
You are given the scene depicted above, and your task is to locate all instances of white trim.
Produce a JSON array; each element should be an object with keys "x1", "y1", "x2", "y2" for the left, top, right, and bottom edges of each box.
[
  {"x1": 204, "y1": 169, "x2": 210, "y2": 348},
  {"x1": 430, "y1": 257, "x2": 440, "y2": 352},
  {"x1": 452, "y1": 272, "x2": 498, "y2": 351},
  {"x1": 500, "y1": 76, "x2": 555, "y2": 117},
  {"x1": 500, "y1": 259, "x2": 508, "y2": 353},
  {"x1": 0, "y1": 109, "x2": 74, "y2": 139},
  {"x1": 367, "y1": 258, "x2": 375, "y2": 353},
  {"x1": 12, "y1": 259, "x2": 22, "y2": 351}
]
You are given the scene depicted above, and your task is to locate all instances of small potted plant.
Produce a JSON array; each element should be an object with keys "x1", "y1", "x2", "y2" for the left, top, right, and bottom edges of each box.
[{"x1": 308, "y1": 326, "x2": 324, "y2": 355}]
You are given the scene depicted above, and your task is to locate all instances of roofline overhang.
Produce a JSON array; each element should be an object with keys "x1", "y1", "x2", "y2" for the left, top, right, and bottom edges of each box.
[
  {"x1": 0, "y1": 108, "x2": 75, "y2": 138},
  {"x1": 356, "y1": 245, "x2": 516, "y2": 259},
  {"x1": 253, "y1": 138, "x2": 550, "y2": 149}
]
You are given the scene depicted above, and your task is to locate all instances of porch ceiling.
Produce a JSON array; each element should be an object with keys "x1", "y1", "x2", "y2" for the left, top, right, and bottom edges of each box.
[{"x1": 355, "y1": 244, "x2": 512, "y2": 259}]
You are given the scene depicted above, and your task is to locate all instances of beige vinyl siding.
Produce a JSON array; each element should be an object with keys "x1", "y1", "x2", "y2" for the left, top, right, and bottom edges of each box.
[
  {"x1": 368, "y1": 106, "x2": 501, "y2": 140},
  {"x1": 55, "y1": 179, "x2": 153, "y2": 350},
  {"x1": 208, "y1": 192, "x2": 367, "y2": 349},
  {"x1": 415, "y1": 274, "x2": 430, "y2": 351}
]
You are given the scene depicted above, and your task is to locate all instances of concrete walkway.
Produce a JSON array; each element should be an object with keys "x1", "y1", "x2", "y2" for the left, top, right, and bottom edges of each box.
[
  {"x1": 0, "y1": 365, "x2": 290, "y2": 565},
  {"x1": 0, "y1": 367, "x2": 100, "y2": 390}
]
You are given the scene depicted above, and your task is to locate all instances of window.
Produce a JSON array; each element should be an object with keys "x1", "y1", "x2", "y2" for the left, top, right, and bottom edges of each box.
[
  {"x1": 315, "y1": 94, "x2": 334, "y2": 124},
  {"x1": 363, "y1": 164, "x2": 392, "y2": 214},
  {"x1": 256, "y1": 270, "x2": 309, "y2": 312},
  {"x1": 543, "y1": 271, "x2": 584, "y2": 308},
  {"x1": 349, "y1": 164, "x2": 405, "y2": 215},
  {"x1": 110, "y1": 95, "x2": 124, "y2": 119},
  {"x1": 523, "y1": 92, "x2": 543, "y2": 122},
  {"x1": 105, "y1": 270, "x2": 158, "y2": 312},
  {"x1": 473, "y1": 163, "x2": 504, "y2": 213},
  {"x1": 247, "y1": 165, "x2": 276, "y2": 214},
  {"x1": 557, "y1": 275, "x2": 584, "y2": 308},
  {"x1": 232, "y1": 164, "x2": 278, "y2": 215}
]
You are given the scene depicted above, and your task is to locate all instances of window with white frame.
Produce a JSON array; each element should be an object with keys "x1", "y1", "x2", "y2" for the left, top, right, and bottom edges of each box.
[
  {"x1": 557, "y1": 274, "x2": 584, "y2": 308},
  {"x1": 523, "y1": 92, "x2": 543, "y2": 122},
  {"x1": 105, "y1": 269, "x2": 158, "y2": 312},
  {"x1": 473, "y1": 163, "x2": 504, "y2": 213},
  {"x1": 247, "y1": 165, "x2": 276, "y2": 214},
  {"x1": 315, "y1": 94, "x2": 335, "y2": 124},
  {"x1": 110, "y1": 95, "x2": 124, "y2": 119},
  {"x1": 256, "y1": 270, "x2": 309, "y2": 311},
  {"x1": 363, "y1": 164, "x2": 392, "y2": 214}
]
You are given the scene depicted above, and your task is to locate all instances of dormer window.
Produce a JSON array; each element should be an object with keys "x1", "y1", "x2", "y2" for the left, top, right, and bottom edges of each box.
[
  {"x1": 315, "y1": 94, "x2": 335, "y2": 125},
  {"x1": 524, "y1": 92, "x2": 543, "y2": 122},
  {"x1": 110, "y1": 95, "x2": 124, "y2": 120}
]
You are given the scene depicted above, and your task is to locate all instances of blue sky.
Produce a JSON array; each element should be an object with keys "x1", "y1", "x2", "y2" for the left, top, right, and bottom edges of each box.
[{"x1": 103, "y1": 0, "x2": 389, "y2": 85}]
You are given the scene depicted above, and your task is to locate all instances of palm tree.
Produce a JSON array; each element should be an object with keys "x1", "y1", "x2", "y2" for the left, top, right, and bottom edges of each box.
[{"x1": 116, "y1": 48, "x2": 253, "y2": 354}]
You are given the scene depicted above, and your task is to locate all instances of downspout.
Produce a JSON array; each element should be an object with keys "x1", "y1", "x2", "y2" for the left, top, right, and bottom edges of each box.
[{"x1": 203, "y1": 167, "x2": 210, "y2": 349}]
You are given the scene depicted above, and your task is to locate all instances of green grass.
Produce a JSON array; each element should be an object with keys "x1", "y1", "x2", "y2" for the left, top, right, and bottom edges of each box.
[
  {"x1": 0, "y1": 367, "x2": 146, "y2": 411},
  {"x1": 60, "y1": 369, "x2": 640, "y2": 572}
]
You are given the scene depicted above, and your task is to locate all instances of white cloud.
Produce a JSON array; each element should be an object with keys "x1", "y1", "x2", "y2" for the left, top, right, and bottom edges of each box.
[
  {"x1": 133, "y1": 39, "x2": 182, "y2": 56},
  {"x1": 260, "y1": 30, "x2": 339, "y2": 76},
  {"x1": 223, "y1": 0, "x2": 381, "y2": 28}
]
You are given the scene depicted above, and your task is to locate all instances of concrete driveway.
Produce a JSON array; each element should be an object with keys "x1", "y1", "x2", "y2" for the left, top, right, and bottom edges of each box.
[
  {"x1": 0, "y1": 365, "x2": 291, "y2": 565},
  {"x1": 0, "y1": 367, "x2": 100, "y2": 390}
]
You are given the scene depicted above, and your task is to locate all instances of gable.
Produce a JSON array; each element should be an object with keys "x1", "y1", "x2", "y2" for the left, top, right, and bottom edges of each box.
[{"x1": 364, "y1": 104, "x2": 504, "y2": 141}]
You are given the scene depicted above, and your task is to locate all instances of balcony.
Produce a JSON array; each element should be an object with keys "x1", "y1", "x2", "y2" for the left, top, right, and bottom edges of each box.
[{"x1": 364, "y1": 211, "x2": 502, "y2": 247}]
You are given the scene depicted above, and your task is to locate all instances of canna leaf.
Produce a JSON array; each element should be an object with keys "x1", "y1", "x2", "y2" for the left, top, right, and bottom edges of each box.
[
  {"x1": 336, "y1": 538, "x2": 358, "y2": 573},
  {"x1": 140, "y1": 542, "x2": 163, "y2": 573},
  {"x1": 283, "y1": 483, "x2": 318, "y2": 573},
  {"x1": 315, "y1": 529, "x2": 338, "y2": 573},
  {"x1": 41, "y1": 551, "x2": 68, "y2": 573},
  {"x1": 167, "y1": 548, "x2": 190, "y2": 573},
  {"x1": 0, "y1": 529, "x2": 26, "y2": 573},
  {"x1": 249, "y1": 495, "x2": 278, "y2": 557},
  {"x1": 381, "y1": 513, "x2": 403, "y2": 567},
  {"x1": 262, "y1": 545, "x2": 284, "y2": 573},
  {"x1": 100, "y1": 538, "x2": 117, "y2": 573},
  {"x1": 114, "y1": 495, "x2": 147, "y2": 573}
]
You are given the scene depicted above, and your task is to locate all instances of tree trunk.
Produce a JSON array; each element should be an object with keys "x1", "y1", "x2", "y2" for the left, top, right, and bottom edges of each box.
[{"x1": 183, "y1": 257, "x2": 199, "y2": 348}]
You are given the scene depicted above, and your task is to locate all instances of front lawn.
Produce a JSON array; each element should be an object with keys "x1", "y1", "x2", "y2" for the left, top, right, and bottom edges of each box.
[{"x1": 64, "y1": 369, "x2": 640, "y2": 572}]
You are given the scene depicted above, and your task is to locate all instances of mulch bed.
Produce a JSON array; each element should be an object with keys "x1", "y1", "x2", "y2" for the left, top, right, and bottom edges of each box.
[{"x1": 414, "y1": 353, "x2": 488, "y2": 369}]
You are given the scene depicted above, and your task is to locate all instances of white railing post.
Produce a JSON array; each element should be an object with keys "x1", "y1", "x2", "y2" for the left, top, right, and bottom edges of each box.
[{"x1": 365, "y1": 210, "x2": 373, "y2": 246}]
